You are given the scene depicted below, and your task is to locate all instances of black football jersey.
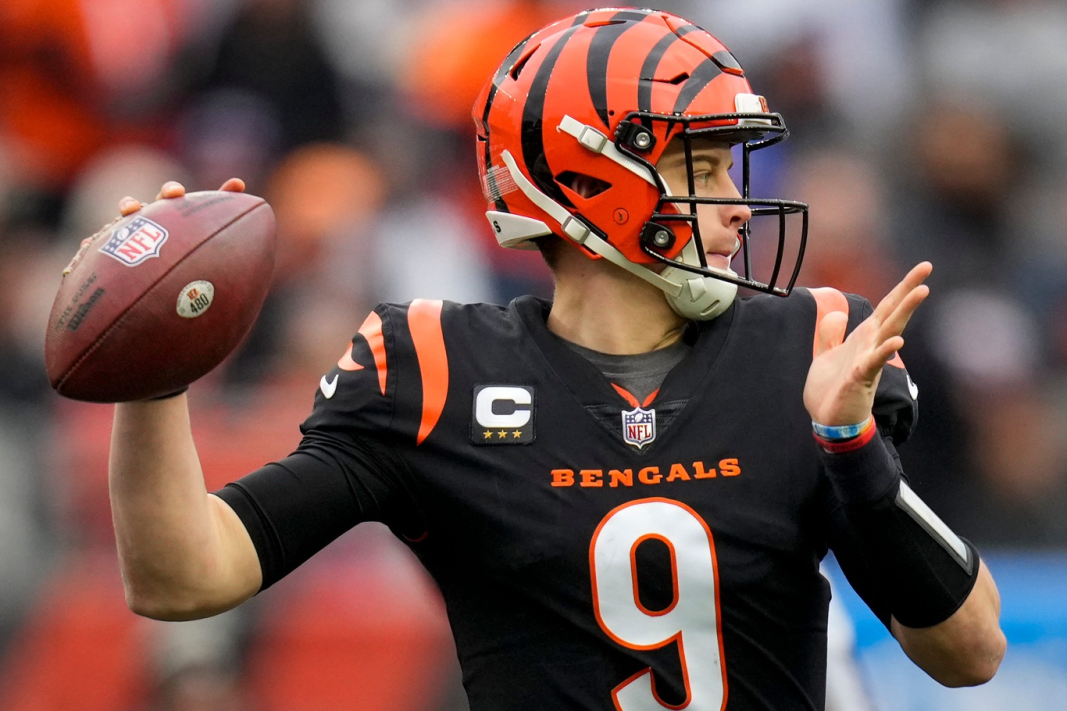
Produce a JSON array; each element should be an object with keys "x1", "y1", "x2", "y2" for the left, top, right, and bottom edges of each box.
[{"x1": 218, "y1": 289, "x2": 919, "y2": 711}]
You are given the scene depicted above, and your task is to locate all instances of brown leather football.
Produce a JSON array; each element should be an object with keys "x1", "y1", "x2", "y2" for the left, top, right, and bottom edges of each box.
[{"x1": 45, "y1": 190, "x2": 276, "y2": 402}]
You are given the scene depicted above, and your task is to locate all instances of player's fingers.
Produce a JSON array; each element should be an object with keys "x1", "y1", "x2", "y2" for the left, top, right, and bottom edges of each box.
[
  {"x1": 864, "y1": 336, "x2": 905, "y2": 377},
  {"x1": 876, "y1": 284, "x2": 929, "y2": 343},
  {"x1": 154, "y1": 181, "x2": 186, "y2": 201},
  {"x1": 814, "y1": 310, "x2": 848, "y2": 358},
  {"x1": 871, "y1": 262, "x2": 931, "y2": 322},
  {"x1": 219, "y1": 177, "x2": 246, "y2": 193},
  {"x1": 118, "y1": 196, "x2": 142, "y2": 216},
  {"x1": 871, "y1": 262, "x2": 933, "y2": 323}
]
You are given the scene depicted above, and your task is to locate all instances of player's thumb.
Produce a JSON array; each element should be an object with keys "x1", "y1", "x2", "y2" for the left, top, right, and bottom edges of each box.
[{"x1": 814, "y1": 311, "x2": 848, "y2": 358}]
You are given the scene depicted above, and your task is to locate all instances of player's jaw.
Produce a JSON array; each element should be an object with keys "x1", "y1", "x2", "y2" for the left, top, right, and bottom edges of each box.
[{"x1": 702, "y1": 207, "x2": 748, "y2": 273}]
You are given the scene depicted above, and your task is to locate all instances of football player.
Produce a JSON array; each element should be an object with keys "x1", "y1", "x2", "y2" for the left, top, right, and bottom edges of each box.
[{"x1": 107, "y1": 9, "x2": 1004, "y2": 710}]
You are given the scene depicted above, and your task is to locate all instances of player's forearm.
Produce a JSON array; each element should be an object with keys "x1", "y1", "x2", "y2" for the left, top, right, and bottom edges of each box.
[
  {"x1": 109, "y1": 396, "x2": 260, "y2": 620},
  {"x1": 821, "y1": 435, "x2": 1004, "y2": 685},
  {"x1": 893, "y1": 560, "x2": 1005, "y2": 686}
]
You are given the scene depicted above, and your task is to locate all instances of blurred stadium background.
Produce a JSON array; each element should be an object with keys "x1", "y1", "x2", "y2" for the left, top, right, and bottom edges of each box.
[{"x1": 1, "y1": 0, "x2": 1066, "y2": 709}]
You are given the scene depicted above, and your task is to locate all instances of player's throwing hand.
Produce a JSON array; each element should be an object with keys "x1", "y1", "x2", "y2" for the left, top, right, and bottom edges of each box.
[
  {"x1": 117, "y1": 178, "x2": 246, "y2": 216},
  {"x1": 804, "y1": 262, "x2": 933, "y2": 427}
]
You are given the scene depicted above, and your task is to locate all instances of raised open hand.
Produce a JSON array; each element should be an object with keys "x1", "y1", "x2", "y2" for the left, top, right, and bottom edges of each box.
[
  {"x1": 117, "y1": 178, "x2": 246, "y2": 216},
  {"x1": 804, "y1": 262, "x2": 932, "y2": 427}
]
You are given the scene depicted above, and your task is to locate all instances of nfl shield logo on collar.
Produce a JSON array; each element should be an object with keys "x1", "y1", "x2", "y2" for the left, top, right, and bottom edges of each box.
[
  {"x1": 99, "y1": 216, "x2": 169, "y2": 266},
  {"x1": 621, "y1": 406, "x2": 656, "y2": 449}
]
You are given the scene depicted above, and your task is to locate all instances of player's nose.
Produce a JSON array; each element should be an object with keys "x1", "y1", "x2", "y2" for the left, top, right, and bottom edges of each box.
[
  {"x1": 720, "y1": 178, "x2": 751, "y2": 229},
  {"x1": 721, "y1": 201, "x2": 751, "y2": 231}
]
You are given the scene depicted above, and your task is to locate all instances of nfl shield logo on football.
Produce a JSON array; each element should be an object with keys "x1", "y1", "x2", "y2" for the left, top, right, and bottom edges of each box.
[
  {"x1": 99, "y1": 217, "x2": 169, "y2": 266},
  {"x1": 621, "y1": 406, "x2": 656, "y2": 449}
]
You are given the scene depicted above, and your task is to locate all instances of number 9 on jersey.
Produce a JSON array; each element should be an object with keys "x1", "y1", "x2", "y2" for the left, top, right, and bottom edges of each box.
[{"x1": 590, "y1": 498, "x2": 727, "y2": 711}]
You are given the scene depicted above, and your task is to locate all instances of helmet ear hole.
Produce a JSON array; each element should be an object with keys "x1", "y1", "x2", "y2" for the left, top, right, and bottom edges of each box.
[
  {"x1": 640, "y1": 222, "x2": 676, "y2": 251},
  {"x1": 556, "y1": 171, "x2": 612, "y2": 199},
  {"x1": 615, "y1": 121, "x2": 657, "y2": 153}
]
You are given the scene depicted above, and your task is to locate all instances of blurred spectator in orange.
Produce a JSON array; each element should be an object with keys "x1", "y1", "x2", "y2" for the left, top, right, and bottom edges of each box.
[
  {"x1": 268, "y1": 144, "x2": 384, "y2": 291},
  {"x1": 225, "y1": 143, "x2": 386, "y2": 387},
  {"x1": 399, "y1": 0, "x2": 567, "y2": 302},
  {"x1": 400, "y1": 0, "x2": 561, "y2": 131},
  {"x1": 0, "y1": 0, "x2": 194, "y2": 199}
]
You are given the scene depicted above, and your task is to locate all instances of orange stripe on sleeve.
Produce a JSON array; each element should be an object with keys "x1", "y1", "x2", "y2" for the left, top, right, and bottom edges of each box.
[
  {"x1": 337, "y1": 343, "x2": 365, "y2": 372},
  {"x1": 808, "y1": 287, "x2": 849, "y2": 358},
  {"x1": 408, "y1": 299, "x2": 448, "y2": 445},
  {"x1": 358, "y1": 311, "x2": 388, "y2": 394}
]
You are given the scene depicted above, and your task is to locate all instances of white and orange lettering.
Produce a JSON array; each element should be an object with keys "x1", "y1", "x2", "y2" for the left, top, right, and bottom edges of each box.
[{"x1": 609, "y1": 469, "x2": 634, "y2": 487}]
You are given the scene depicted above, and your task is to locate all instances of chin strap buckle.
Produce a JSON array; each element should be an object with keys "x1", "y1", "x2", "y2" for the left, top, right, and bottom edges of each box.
[{"x1": 561, "y1": 216, "x2": 591, "y2": 244}]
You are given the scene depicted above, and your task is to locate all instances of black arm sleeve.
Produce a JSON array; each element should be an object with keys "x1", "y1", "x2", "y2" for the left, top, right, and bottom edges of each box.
[
  {"x1": 213, "y1": 430, "x2": 414, "y2": 591},
  {"x1": 824, "y1": 434, "x2": 901, "y2": 628},
  {"x1": 825, "y1": 434, "x2": 979, "y2": 629}
]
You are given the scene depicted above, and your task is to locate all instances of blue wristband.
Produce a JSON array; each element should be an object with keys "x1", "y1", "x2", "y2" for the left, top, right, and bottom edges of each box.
[{"x1": 811, "y1": 415, "x2": 873, "y2": 441}]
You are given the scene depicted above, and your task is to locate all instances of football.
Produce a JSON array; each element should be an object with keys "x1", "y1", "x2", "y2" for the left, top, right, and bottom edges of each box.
[{"x1": 45, "y1": 190, "x2": 276, "y2": 402}]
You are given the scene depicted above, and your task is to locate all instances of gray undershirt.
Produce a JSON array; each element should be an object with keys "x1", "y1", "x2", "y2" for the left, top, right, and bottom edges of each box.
[{"x1": 563, "y1": 339, "x2": 690, "y2": 403}]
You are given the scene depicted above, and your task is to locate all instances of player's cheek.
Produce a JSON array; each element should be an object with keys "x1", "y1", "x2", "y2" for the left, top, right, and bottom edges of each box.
[{"x1": 695, "y1": 202, "x2": 723, "y2": 233}]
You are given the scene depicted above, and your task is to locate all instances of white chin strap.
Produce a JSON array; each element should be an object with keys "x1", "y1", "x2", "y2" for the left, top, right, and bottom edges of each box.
[
  {"x1": 486, "y1": 137, "x2": 738, "y2": 320},
  {"x1": 660, "y1": 241, "x2": 738, "y2": 321}
]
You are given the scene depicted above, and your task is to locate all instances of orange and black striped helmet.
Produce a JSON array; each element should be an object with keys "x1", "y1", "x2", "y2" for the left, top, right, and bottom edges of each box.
[{"x1": 474, "y1": 8, "x2": 808, "y2": 319}]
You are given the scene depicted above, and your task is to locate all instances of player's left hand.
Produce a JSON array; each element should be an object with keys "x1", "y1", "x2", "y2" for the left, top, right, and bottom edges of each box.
[{"x1": 803, "y1": 262, "x2": 932, "y2": 427}]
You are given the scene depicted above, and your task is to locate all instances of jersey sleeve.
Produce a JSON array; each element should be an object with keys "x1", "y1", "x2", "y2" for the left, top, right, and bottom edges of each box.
[{"x1": 214, "y1": 306, "x2": 424, "y2": 591}]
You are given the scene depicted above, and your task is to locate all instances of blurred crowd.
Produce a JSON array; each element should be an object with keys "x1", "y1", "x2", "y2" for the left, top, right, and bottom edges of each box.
[{"x1": 1, "y1": 0, "x2": 1066, "y2": 709}]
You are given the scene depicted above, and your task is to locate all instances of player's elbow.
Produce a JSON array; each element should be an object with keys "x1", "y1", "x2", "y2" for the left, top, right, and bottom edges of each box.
[
  {"x1": 125, "y1": 590, "x2": 202, "y2": 621},
  {"x1": 123, "y1": 580, "x2": 236, "y2": 621},
  {"x1": 929, "y1": 628, "x2": 1006, "y2": 687}
]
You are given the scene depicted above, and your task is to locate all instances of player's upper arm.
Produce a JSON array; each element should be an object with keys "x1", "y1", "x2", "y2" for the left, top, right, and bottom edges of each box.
[
  {"x1": 205, "y1": 493, "x2": 264, "y2": 611},
  {"x1": 212, "y1": 305, "x2": 425, "y2": 593}
]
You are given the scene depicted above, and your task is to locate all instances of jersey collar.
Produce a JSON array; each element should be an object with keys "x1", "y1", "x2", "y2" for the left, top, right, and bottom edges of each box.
[{"x1": 510, "y1": 295, "x2": 735, "y2": 410}]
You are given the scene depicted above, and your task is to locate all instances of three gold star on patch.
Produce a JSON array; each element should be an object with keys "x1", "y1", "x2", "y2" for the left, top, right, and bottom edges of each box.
[{"x1": 483, "y1": 430, "x2": 523, "y2": 439}]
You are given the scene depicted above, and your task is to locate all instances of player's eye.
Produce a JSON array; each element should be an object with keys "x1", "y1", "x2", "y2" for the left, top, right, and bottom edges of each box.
[{"x1": 693, "y1": 171, "x2": 712, "y2": 188}]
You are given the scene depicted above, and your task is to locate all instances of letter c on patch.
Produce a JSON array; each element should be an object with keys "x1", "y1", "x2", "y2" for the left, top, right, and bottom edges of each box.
[{"x1": 475, "y1": 386, "x2": 532, "y2": 428}]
